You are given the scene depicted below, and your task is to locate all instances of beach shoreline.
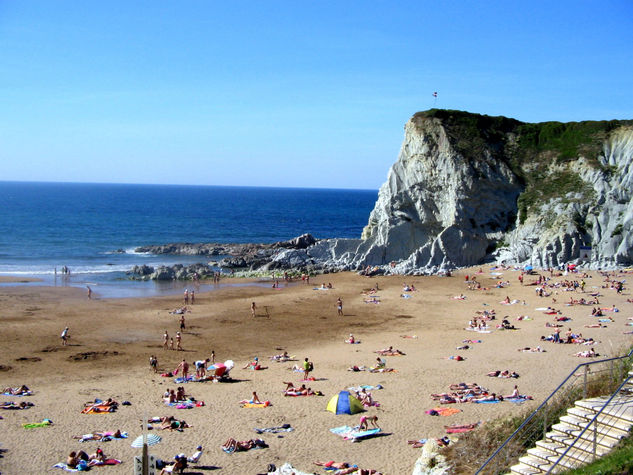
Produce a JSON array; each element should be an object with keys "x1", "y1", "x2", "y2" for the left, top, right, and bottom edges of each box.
[{"x1": 0, "y1": 267, "x2": 631, "y2": 474}]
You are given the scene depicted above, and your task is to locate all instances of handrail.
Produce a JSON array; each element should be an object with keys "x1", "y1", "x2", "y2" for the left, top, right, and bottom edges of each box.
[
  {"x1": 546, "y1": 374, "x2": 633, "y2": 473},
  {"x1": 475, "y1": 347, "x2": 633, "y2": 474}
]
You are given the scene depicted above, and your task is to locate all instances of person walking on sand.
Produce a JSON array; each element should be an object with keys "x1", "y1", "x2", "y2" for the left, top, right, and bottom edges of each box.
[
  {"x1": 163, "y1": 330, "x2": 169, "y2": 349},
  {"x1": 86, "y1": 286, "x2": 92, "y2": 299},
  {"x1": 175, "y1": 331, "x2": 182, "y2": 350},
  {"x1": 169, "y1": 337, "x2": 174, "y2": 350},
  {"x1": 337, "y1": 297, "x2": 343, "y2": 316},
  {"x1": 61, "y1": 327, "x2": 69, "y2": 346},
  {"x1": 190, "y1": 290, "x2": 195, "y2": 304},
  {"x1": 149, "y1": 355, "x2": 158, "y2": 373},
  {"x1": 180, "y1": 315, "x2": 186, "y2": 332},
  {"x1": 251, "y1": 301, "x2": 257, "y2": 318}
]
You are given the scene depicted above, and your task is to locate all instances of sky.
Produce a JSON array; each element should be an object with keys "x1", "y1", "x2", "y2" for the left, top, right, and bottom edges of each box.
[{"x1": 1, "y1": 1, "x2": 632, "y2": 190}]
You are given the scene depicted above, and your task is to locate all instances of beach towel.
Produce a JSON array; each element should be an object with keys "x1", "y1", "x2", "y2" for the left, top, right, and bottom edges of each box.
[
  {"x1": 254, "y1": 424, "x2": 293, "y2": 434},
  {"x1": 330, "y1": 425, "x2": 382, "y2": 441},
  {"x1": 23, "y1": 419, "x2": 53, "y2": 428},
  {"x1": 82, "y1": 405, "x2": 116, "y2": 414},
  {"x1": 401, "y1": 294, "x2": 412, "y2": 299},
  {"x1": 1, "y1": 402, "x2": 33, "y2": 410},
  {"x1": 173, "y1": 376, "x2": 196, "y2": 383},
  {"x1": 267, "y1": 462, "x2": 314, "y2": 475},
  {"x1": 425, "y1": 407, "x2": 461, "y2": 416},
  {"x1": 472, "y1": 399, "x2": 501, "y2": 404},
  {"x1": 53, "y1": 463, "x2": 83, "y2": 472},
  {"x1": 445, "y1": 423, "x2": 479, "y2": 434},
  {"x1": 1, "y1": 390, "x2": 33, "y2": 397},
  {"x1": 505, "y1": 397, "x2": 532, "y2": 404},
  {"x1": 241, "y1": 401, "x2": 271, "y2": 408},
  {"x1": 78, "y1": 432, "x2": 128, "y2": 442}
]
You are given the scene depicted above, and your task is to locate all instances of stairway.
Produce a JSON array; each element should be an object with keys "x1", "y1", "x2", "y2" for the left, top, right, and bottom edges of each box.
[{"x1": 508, "y1": 373, "x2": 633, "y2": 474}]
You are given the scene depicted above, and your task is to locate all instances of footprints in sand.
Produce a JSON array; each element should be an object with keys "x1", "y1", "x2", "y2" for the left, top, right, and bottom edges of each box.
[{"x1": 68, "y1": 351, "x2": 121, "y2": 361}]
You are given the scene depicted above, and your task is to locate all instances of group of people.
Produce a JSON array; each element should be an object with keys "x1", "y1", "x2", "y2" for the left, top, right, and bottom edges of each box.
[{"x1": 163, "y1": 330, "x2": 183, "y2": 351}]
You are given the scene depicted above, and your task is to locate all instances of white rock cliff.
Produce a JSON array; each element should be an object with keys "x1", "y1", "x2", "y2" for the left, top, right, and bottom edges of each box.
[{"x1": 295, "y1": 111, "x2": 633, "y2": 274}]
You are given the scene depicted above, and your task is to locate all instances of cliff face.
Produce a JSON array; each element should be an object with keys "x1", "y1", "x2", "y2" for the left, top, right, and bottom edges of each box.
[{"x1": 305, "y1": 110, "x2": 633, "y2": 273}]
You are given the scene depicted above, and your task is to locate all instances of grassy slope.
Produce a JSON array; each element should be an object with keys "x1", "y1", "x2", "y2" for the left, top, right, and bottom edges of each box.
[{"x1": 412, "y1": 110, "x2": 632, "y2": 225}]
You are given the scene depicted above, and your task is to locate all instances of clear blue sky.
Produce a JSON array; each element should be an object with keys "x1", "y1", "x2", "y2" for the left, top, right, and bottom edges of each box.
[{"x1": 1, "y1": 1, "x2": 631, "y2": 189}]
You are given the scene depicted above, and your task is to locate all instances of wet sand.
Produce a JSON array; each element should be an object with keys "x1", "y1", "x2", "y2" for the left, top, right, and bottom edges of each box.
[{"x1": 0, "y1": 268, "x2": 631, "y2": 474}]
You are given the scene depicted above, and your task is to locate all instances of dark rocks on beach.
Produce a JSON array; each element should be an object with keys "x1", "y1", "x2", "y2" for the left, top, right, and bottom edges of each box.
[{"x1": 129, "y1": 234, "x2": 323, "y2": 279}]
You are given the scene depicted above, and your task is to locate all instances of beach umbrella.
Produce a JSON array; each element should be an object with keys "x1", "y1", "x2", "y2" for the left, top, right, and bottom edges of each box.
[
  {"x1": 326, "y1": 390, "x2": 364, "y2": 415},
  {"x1": 131, "y1": 433, "x2": 161, "y2": 448}
]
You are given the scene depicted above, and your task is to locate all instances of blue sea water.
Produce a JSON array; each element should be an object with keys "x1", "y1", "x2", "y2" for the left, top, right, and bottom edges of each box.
[{"x1": 0, "y1": 182, "x2": 377, "y2": 297}]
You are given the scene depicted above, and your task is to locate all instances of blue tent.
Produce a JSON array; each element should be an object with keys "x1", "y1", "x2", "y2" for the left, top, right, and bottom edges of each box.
[{"x1": 326, "y1": 390, "x2": 364, "y2": 415}]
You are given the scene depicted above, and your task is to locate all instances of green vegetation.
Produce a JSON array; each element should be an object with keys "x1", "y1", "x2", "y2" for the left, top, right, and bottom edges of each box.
[
  {"x1": 612, "y1": 224, "x2": 623, "y2": 237},
  {"x1": 413, "y1": 110, "x2": 632, "y2": 226},
  {"x1": 561, "y1": 436, "x2": 633, "y2": 474}
]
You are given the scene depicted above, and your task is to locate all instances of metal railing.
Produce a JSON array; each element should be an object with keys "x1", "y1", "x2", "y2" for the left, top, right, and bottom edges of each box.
[
  {"x1": 475, "y1": 347, "x2": 633, "y2": 474},
  {"x1": 545, "y1": 374, "x2": 633, "y2": 473}
]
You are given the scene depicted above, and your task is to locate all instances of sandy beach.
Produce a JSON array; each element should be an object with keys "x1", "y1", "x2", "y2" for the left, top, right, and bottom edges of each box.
[{"x1": 0, "y1": 267, "x2": 631, "y2": 474}]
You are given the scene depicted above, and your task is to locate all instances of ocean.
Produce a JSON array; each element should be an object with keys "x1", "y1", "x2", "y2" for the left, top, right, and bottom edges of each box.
[{"x1": 0, "y1": 182, "x2": 377, "y2": 297}]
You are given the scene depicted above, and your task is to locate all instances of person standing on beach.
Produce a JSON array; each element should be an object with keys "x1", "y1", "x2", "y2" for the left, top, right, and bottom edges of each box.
[
  {"x1": 176, "y1": 331, "x2": 182, "y2": 350},
  {"x1": 336, "y1": 297, "x2": 343, "y2": 316},
  {"x1": 191, "y1": 290, "x2": 195, "y2": 304},
  {"x1": 251, "y1": 302, "x2": 257, "y2": 318},
  {"x1": 86, "y1": 286, "x2": 92, "y2": 299},
  {"x1": 149, "y1": 355, "x2": 158, "y2": 373},
  {"x1": 210, "y1": 350, "x2": 215, "y2": 364},
  {"x1": 180, "y1": 315, "x2": 186, "y2": 332},
  {"x1": 303, "y1": 357, "x2": 313, "y2": 380},
  {"x1": 184, "y1": 289, "x2": 189, "y2": 305},
  {"x1": 163, "y1": 330, "x2": 169, "y2": 349},
  {"x1": 177, "y1": 359, "x2": 189, "y2": 379},
  {"x1": 61, "y1": 327, "x2": 69, "y2": 346}
]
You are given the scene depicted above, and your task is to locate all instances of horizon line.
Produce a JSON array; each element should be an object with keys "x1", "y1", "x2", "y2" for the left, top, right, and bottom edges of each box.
[{"x1": 0, "y1": 179, "x2": 379, "y2": 193}]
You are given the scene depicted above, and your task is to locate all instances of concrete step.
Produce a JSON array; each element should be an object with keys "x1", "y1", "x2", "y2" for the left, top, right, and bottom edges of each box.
[
  {"x1": 551, "y1": 421, "x2": 625, "y2": 446},
  {"x1": 536, "y1": 439, "x2": 610, "y2": 458},
  {"x1": 575, "y1": 398, "x2": 633, "y2": 422},
  {"x1": 520, "y1": 453, "x2": 581, "y2": 471},
  {"x1": 527, "y1": 447, "x2": 600, "y2": 465},
  {"x1": 559, "y1": 414, "x2": 630, "y2": 439},
  {"x1": 547, "y1": 428, "x2": 619, "y2": 451},
  {"x1": 509, "y1": 461, "x2": 546, "y2": 475},
  {"x1": 567, "y1": 407, "x2": 633, "y2": 432}
]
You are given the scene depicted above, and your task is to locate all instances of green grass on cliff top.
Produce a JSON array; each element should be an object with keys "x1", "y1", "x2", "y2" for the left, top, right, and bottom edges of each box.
[{"x1": 413, "y1": 110, "x2": 631, "y2": 222}]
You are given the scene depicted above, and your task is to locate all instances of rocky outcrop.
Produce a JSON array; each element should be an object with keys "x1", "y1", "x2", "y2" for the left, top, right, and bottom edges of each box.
[{"x1": 314, "y1": 111, "x2": 633, "y2": 273}]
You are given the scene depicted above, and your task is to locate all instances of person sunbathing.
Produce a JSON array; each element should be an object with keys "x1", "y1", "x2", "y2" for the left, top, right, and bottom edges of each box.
[
  {"x1": 518, "y1": 346, "x2": 545, "y2": 352},
  {"x1": 159, "y1": 454, "x2": 187, "y2": 474},
  {"x1": 574, "y1": 348, "x2": 597, "y2": 358},
  {"x1": 2, "y1": 385, "x2": 30, "y2": 395},
  {"x1": 375, "y1": 346, "x2": 405, "y2": 356},
  {"x1": 73, "y1": 430, "x2": 123, "y2": 441},
  {"x1": 270, "y1": 351, "x2": 290, "y2": 361},
  {"x1": 67, "y1": 451, "x2": 90, "y2": 469},
  {"x1": 163, "y1": 389, "x2": 177, "y2": 404},
  {"x1": 160, "y1": 419, "x2": 191, "y2": 430},
  {"x1": 504, "y1": 385, "x2": 520, "y2": 398},
  {"x1": 173, "y1": 387, "x2": 184, "y2": 401},
  {"x1": 222, "y1": 438, "x2": 267, "y2": 452},
  {"x1": 1, "y1": 401, "x2": 33, "y2": 409},
  {"x1": 284, "y1": 387, "x2": 313, "y2": 396},
  {"x1": 315, "y1": 461, "x2": 351, "y2": 469},
  {"x1": 470, "y1": 393, "x2": 503, "y2": 402}
]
